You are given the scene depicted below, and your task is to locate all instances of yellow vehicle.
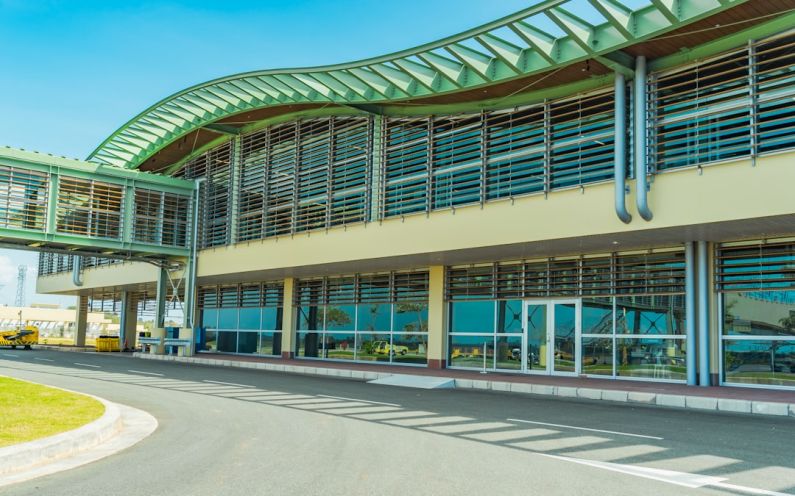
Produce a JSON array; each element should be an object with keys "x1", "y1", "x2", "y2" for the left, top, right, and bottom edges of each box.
[
  {"x1": 0, "y1": 326, "x2": 39, "y2": 350},
  {"x1": 373, "y1": 340, "x2": 408, "y2": 356}
]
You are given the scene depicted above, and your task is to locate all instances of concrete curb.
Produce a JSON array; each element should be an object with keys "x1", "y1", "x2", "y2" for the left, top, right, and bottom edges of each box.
[
  {"x1": 133, "y1": 353, "x2": 795, "y2": 419},
  {"x1": 0, "y1": 385, "x2": 121, "y2": 478}
]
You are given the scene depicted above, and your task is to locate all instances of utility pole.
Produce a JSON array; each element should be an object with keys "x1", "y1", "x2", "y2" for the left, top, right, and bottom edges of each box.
[{"x1": 15, "y1": 265, "x2": 26, "y2": 308}]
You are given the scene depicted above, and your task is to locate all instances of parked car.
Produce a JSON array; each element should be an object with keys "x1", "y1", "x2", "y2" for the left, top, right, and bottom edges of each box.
[{"x1": 372, "y1": 340, "x2": 408, "y2": 356}]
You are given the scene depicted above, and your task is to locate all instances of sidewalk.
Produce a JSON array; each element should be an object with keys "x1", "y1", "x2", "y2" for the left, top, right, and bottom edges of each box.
[{"x1": 134, "y1": 351, "x2": 795, "y2": 418}]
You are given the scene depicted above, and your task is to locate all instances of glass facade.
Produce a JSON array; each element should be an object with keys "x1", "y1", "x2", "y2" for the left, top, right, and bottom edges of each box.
[
  {"x1": 295, "y1": 271, "x2": 429, "y2": 365},
  {"x1": 447, "y1": 250, "x2": 687, "y2": 381},
  {"x1": 718, "y1": 239, "x2": 795, "y2": 387},
  {"x1": 198, "y1": 282, "x2": 284, "y2": 356}
]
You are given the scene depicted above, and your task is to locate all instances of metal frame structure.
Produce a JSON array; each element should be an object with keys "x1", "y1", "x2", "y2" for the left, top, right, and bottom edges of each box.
[{"x1": 88, "y1": 0, "x2": 748, "y2": 170}]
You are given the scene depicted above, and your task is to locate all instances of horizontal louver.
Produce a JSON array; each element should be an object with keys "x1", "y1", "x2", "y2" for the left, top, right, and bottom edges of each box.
[
  {"x1": 0, "y1": 166, "x2": 48, "y2": 231},
  {"x1": 198, "y1": 281, "x2": 284, "y2": 308},
  {"x1": 717, "y1": 240, "x2": 795, "y2": 291},
  {"x1": 56, "y1": 177, "x2": 124, "y2": 239},
  {"x1": 446, "y1": 250, "x2": 685, "y2": 300},
  {"x1": 295, "y1": 270, "x2": 430, "y2": 305}
]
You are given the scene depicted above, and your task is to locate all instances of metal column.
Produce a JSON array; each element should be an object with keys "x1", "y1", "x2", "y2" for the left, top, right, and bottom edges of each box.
[
  {"x1": 697, "y1": 241, "x2": 710, "y2": 386},
  {"x1": 685, "y1": 242, "x2": 697, "y2": 386},
  {"x1": 154, "y1": 267, "x2": 168, "y2": 329}
]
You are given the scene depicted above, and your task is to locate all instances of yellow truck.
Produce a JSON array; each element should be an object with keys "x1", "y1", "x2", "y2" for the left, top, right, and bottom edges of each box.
[{"x1": 0, "y1": 326, "x2": 39, "y2": 350}]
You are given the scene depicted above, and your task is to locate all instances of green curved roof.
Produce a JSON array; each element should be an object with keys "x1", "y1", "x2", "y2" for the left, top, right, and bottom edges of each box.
[{"x1": 89, "y1": 0, "x2": 745, "y2": 169}]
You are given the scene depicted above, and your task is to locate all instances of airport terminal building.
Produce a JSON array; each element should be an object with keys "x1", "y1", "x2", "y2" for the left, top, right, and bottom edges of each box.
[{"x1": 33, "y1": 0, "x2": 795, "y2": 390}]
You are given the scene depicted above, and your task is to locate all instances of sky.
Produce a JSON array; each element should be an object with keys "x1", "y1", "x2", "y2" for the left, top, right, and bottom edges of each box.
[{"x1": 0, "y1": 0, "x2": 531, "y2": 308}]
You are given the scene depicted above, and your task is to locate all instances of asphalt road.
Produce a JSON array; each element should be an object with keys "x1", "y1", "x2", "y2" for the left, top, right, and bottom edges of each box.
[{"x1": 1, "y1": 349, "x2": 793, "y2": 496}]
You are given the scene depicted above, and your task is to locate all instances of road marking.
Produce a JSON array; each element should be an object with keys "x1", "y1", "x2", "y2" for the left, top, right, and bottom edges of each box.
[
  {"x1": 74, "y1": 363, "x2": 101, "y2": 368},
  {"x1": 127, "y1": 370, "x2": 163, "y2": 377},
  {"x1": 34, "y1": 357, "x2": 54, "y2": 362},
  {"x1": 2, "y1": 353, "x2": 19, "y2": 357},
  {"x1": 318, "y1": 394, "x2": 400, "y2": 407},
  {"x1": 507, "y1": 418, "x2": 663, "y2": 440},
  {"x1": 202, "y1": 380, "x2": 254, "y2": 388}
]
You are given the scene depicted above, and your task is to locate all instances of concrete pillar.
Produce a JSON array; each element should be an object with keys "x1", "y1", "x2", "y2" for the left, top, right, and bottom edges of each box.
[
  {"x1": 280, "y1": 277, "x2": 296, "y2": 359},
  {"x1": 154, "y1": 267, "x2": 168, "y2": 329},
  {"x1": 74, "y1": 295, "x2": 88, "y2": 347},
  {"x1": 427, "y1": 265, "x2": 447, "y2": 369},
  {"x1": 119, "y1": 291, "x2": 139, "y2": 351}
]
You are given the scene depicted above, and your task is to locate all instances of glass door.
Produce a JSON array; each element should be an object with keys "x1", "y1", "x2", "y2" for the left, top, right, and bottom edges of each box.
[{"x1": 524, "y1": 300, "x2": 581, "y2": 376}]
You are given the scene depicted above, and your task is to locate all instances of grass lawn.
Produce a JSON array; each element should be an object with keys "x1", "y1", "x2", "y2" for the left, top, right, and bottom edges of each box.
[{"x1": 0, "y1": 376, "x2": 105, "y2": 448}]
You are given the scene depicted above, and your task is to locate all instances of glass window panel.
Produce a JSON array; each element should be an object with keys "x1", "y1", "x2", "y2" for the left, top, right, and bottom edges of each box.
[
  {"x1": 496, "y1": 300, "x2": 523, "y2": 333},
  {"x1": 218, "y1": 308, "x2": 237, "y2": 329},
  {"x1": 392, "y1": 333, "x2": 428, "y2": 364},
  {"x1": 297, "y1": 306, "x2": 324, "y2": 330},
  {"x1": 237, "y1": 331, "x2": 258, "y2": 354},
  {"x1": 238, "y1": 307, "x2": 260, "y2": 330},
  {"x1": 324, "y1": 332, "x2": 356, "y2": 360},
  {"x1": 296, "y1": 331, "x2": 322, "y2": 357},
  {"x1": 724, "y1": 339, "x2": 795, "y2": 387},
  {"x1": 582, "y1": 337, "x2": 613, "y2": 376},
  {"x1": 356, "y1": 333, "x2": 392, "y2": 362},
  {"x1": 217, "y1": 331, "x2": 238, "y2": 353},
  {"x1": 616, "y1": 296, "x2": 684, "y2": 335},
  {"x1": 615, "y1": 338, "x2": 686, "y2": 381},
  {"x1": 202, "y1": 330, "x2": 217, "y2": 352},
  {"x1": 325, "y1": 305, "x2": 355, "y2": 331},
  {"x1": 258, "y1": 332, "x2": 280, "y2": 356},
  {"x1": 582, "y1": 297, "x2": 613, "y2": 334},
  {"x1": 202, "y1": 309, "x2": 218, "y2": 329},
  {"x1": 723, "y1": 292, "x2": 795, "y2": 337},
  {"x1": 553, "y1": 303, "x2": 576, "y2": 373},
  {"x1": 449, "y1": 334, "x2": 493, "y2": 369},
  {"x1": 495, "y1": 334, "x2": 522, "y2": 370},
  {"x1": 450, "y1": 301, "x2": 495, "y2": 333},
  {"x1": 394, "y1": 303, "x2": 428, "y2": 333},
  {"x1": 262, "y1": 307, "x2": 282, "y2": 330},
  {"x1": 357, "y1": 303, "x2": 391, "y2": 332}
]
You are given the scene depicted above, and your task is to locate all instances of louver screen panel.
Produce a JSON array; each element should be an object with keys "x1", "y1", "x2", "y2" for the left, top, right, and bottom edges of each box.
[
  {"x1": 383, "y1": 118, "x2": 430, "y2": 217},
  {"x1": 203, "y1": 143, "x2": 232, "y2": 247},
  {"x1": 56, "y1": 177, "x2": 124, "y2": 239},
  {"x1": 238, "y1": 129, "x2": 268, "y2": 242},
  {"x1": 0, "y1": 166, "x2": 48, "y2": 231},
  {"x1": 295, "y1": 270, "x2": 430, "y2": 305},
  {"x1": 432, "y1": 114, "x2": 483, "y2": 209},
  {"x1": 717, "y1": 240, "x2": 795, "y2": 291}
]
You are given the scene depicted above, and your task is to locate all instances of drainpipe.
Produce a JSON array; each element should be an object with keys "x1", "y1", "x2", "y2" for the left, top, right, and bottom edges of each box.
[
  {"x1": 614, "y1": 73, "x2": 631, "y2": 224},
  {"x1": 634, "y1": 56, "x2": 653, "y2": 221},
  {"x1": 184, "y1": 177, "x2": 205, "y2": 329},
  {"x1": 697, "y1": 241, "x2": 710, "y2": 386},
  {"x1": 71, "y1": 255, "x2": 83, "y2": 287},
  {"x1": 685, "y1": 242, "x2": 696, "y2": 386}
]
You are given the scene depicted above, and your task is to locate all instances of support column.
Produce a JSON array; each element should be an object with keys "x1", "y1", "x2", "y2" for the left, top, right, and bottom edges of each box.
[
  {"x1": 154, "y1": 267, "x2": 167, "y2": 329},
  {"x1": 685, "y1": 242, "x2": 697, "y2": 386},
  {"x1": 119, "y1": 291, "x2": 139, "y2": 351},
  {"x1": 427, "y1": 266, "x2": 447, "y2": 369},
  {"x1": 74, "y1": 295, "x2": 88, "y2": 347},
  {"x1": 280, "y1": 277, "x2": 296, "y2": 359},
  {"x1": 697, "y1": 241, "x2": 711, "y2": 386}
]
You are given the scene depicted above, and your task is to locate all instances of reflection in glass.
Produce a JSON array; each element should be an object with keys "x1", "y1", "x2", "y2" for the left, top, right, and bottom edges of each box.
[
  {"x1": 526, "y1": 304, "x2": 547, "y2": 371},
  {"x1": 297, "y1": 331, "x2": 321, "y2": 357},
  {"x1": 324, "y1": 332, "x2": 356, "y2": 360},
  {"x1": 218, "y1": 308, "x2": 238, "y2": 329},
  {"x1": 616, "y1": 295, "x2": 684, "y2": 335},
  {"x1": 615, "y1": 338, "x2": 686, "y2": 380},
  {"x1": 582, "y1": 337, "x2": 613, "y2": 376},
  {"x1": 238, "y1": 308, "x2": 260, "y2": 330},
  {"x1": 392, "y1": 333, "x2": 428, "y2": 364},
  {"x1": 356, "y1": 333, "x2": 392, "y2": 362},
  {"x1": 582, "y1": 298, "x2": 612, "y2": 334},
  {"x1": 262, "y1": 307, "x2": 283, "y2": 330},
  {"x1": 449, "y1": 334, "x2": 493, "y2": 369},
  {"x1": 497, "y1": 300, "x2": 523, "y2": 333},
  {"x1": 217, "y1": 331, "x2": 238, "y2": 353},
  {"x1": 202, "y1": 309, "x2": 218, "y2": 329},
  {"x1": 237, "y1": 331, "x2": 258, "y2": 353},
  {"x1": 325, "y1": 305, "x2": 356, "y2": 331},
  {"x1": 723, "y1": 292, "x2": 795, "y2": 337},
  {"x1": 724, "y1": 340, "x2": 795, "y2": 386},
  {"x1": 203, "y1": 330, "x2": 217, "y2": 352},
  {"x1": 297, "y1": 306, "x2": 324, "y2": 331},
  {"x1": 356, "y1": 304, "x2": 391, "y2": 332},
  {"x1": 553, "y1": 303, "x2": 576, "y2": 373},
  {"x1": 450, "y1": 301, "x2": 495, "y2": 333},
  {"x1": 495, "y1": 335, "x2": 522, "y2": 370},
  {"x1": 258, "y1": 332, "x2": 279, "y2": 356},
  {"x1": 394, "y1": 303, "x2": 428, "y2": 333}
]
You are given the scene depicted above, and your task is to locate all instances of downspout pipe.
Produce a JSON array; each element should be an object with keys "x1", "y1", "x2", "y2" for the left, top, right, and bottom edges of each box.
[
  {"x1": 697, "y1": 241, "x2": 711, "y2": 386},
  {"x1": 685, "y1": 242, "x2": 697, "y2": 386},
  {"x1": 71, "y1": 255, "x2": 83, "y2": 287},
  {"x1": 614, "y1": 73, "x2": 631, "y2": 224},
  {"x1": 184, "y1": 177, "x2": 205, "y2": 329},
  {"x1": 634, "y1": 56, "x2": 653, "y2": 221}
]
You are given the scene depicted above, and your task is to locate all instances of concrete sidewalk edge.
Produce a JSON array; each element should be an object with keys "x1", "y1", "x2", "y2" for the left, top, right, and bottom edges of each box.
[{"x1": 134, "y1": 352, "x2": 795, "y2": 419}]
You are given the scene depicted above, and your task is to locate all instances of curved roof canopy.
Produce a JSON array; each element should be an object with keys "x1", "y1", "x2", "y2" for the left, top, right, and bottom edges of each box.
[{"x1": 90, "y1": 0, "x2": 748, "y2": 170}]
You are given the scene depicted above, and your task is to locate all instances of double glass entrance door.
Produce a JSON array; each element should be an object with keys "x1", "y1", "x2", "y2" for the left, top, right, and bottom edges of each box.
[{"x1": 524, "y1": 300, "x2": 580, "y2": 375}]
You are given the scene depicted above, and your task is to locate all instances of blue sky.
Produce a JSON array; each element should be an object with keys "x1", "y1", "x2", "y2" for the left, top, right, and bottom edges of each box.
[{"x1": 0, "y1": 1, "x2": 531, "y2": 307}]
